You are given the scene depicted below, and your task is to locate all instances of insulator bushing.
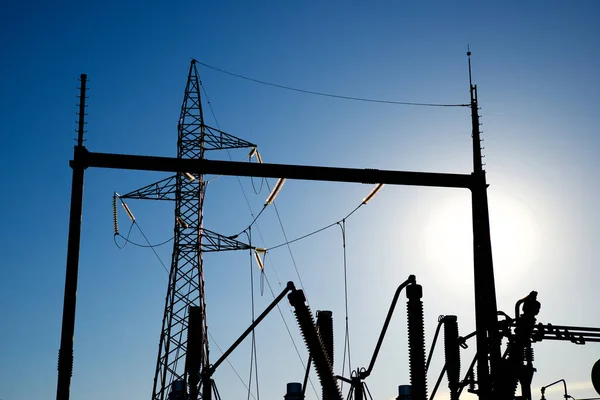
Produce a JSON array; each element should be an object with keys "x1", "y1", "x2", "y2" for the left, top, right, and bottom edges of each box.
[
  {"x1": 525, "y1": 346, "x2": 534, "y2": 363},
  {"x1": 443, "y1": 315, "x2": 460, "y2": 400},
  {"x1": 406, "y1": 284, "x2": 427, "y2": 400},
  {"x1": 317, "y1": 310, "x2": 334, "y2": 400},
  {"x1": 288, "y1": 291, "x2": 342, "y2": 400},
  {"x1": 112, "y1": 194, "x2": 119, "y2": 235},
  {"x1": 317, "y1": 311, "x2": 334, "y2": 363}
]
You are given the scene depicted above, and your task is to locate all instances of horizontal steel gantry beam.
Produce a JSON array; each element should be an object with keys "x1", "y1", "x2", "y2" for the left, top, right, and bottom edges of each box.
[{"x1": 75, "y1": 148, "x2": 475, "y2": 189}]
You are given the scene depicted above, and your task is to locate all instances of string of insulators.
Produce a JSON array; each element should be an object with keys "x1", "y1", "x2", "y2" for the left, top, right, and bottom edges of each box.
[
  {"x1": 121, "y1": 200, "x2": 135, "y2": 222},
  {"x1": 249, "y1": 147, "x2": 263, "y2": 164},
  {"x1": 176, "y1": 216, "x2": 189, "y2": 229},
  {"x1": 265, "y1": 178, "x2": 285, "y2": 205},
  {"x1": 248, "y1": 147, "x2": 257, "y2": 159},
  {"x1": 182, "y1": 172, "x2": 196, "y2": 181},
  {"x1": 254, "y1": 248, "x2": 266, "y2": 270},
  {"x1": 362, "y1": 183, "x2": 384, "y2": 204},
  {"x1": 112, "y1": 193, "x2": 119, "y2": 235}
]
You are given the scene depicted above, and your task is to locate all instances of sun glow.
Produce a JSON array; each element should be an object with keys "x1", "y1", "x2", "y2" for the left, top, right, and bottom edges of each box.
[
  {"x1": 488, "y1": 192, "x2": 541, "y2": 285},
  {"x1": 419, "y1": 192, "x2": 540, "y2": 288}
]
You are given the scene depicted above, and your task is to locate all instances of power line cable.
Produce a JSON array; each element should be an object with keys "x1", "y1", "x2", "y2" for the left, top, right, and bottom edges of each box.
[
  {"x1": 113, "y1": 222, "x2": 135, "y2": 249},
  {"x1": 231, "y1": 205, "x2": 267, "y2": 239},
  {"x1": 246, "y1": 230, "x2": 261, "y2": 400},
  {"x1": 338, "y1": 219, "x2": 353, "y2": 389},
  {"x1": 196, "y1": 60, "x2": 469, "y2": 108},
  {"x1": 268, "y1": 203, "x2": 362, "y2": 251},
  {"x1": 201, "y1": 80, "x2": 317, "y2": 397},
  {"x1": 132, "y1": 221, "x2": 170, "y2": 275},
  {"x1": 115, "y1": 231, "x2": 173, "y2": 248},
  {"x1": 271, "y1": 199, "x2": 308, "y2": 297},
  {"x1": 119, "y1": 213, "x2": 257, "y2": 398},
  {"x1": 262, "y1": 271, "x2": 320, "y2": 399},
  {"x1": 208, "y1": 331, "x2": 258, "y2": 400}
]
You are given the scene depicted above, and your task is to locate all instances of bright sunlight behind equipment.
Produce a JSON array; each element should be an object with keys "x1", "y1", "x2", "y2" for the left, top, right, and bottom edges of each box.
[{"x1": 420, "y1": 192, "x2": 540, "y2": 289}]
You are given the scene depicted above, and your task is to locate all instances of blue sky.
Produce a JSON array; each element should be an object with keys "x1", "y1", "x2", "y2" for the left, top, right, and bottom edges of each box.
[{"x1": 1, "y1": 1, "x2": 599, "y2": 400}]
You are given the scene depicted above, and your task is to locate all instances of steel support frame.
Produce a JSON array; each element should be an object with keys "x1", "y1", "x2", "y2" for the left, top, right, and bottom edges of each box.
[{"x1": 58, "y1": 143, "x2": 500, "y2": 400}]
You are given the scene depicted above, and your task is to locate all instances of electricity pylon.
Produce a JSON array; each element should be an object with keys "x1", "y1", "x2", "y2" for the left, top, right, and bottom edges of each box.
[{"x1": 119, "y1": 60, "x2": 255, "y2": 400}]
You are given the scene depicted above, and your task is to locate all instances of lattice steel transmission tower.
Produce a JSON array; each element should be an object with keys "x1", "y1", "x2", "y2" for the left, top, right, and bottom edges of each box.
[{"x1": 119, "y1": 60, "x2": 255, "y2": 400}]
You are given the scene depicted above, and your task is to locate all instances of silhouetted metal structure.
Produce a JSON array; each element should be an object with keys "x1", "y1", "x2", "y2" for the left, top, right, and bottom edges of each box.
[
  {"x1": 58, "y1": 55, "x2": 600, "y2": 400},
  {"x1": 117, "y1": 61, "x2": 255, "y2": 400},
  {"x1": 56, "y1": 73, "x2": 87, "y2": 400}
]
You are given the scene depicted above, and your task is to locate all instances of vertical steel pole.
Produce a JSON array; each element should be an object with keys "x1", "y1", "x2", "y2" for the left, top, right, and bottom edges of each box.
[
  {"x1": 56, "y1": 74, "x2": 87, "y2": 400},
  {"x1": 468, "y1": 52, "x2": 500, "y2": 400}
]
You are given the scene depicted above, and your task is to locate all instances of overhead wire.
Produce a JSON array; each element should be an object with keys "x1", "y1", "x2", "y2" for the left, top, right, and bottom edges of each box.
[
  {"x1": 115, "y1": 195, "x2": 260, "y2": 399},
  {"x1": 208, "y1": 331, "x2": 258, "y2": 400},
  {"x1": 196, "y1": 60, "x2": 470, "y2": 108},
  {"x1": 245, "y1": 229, "x2": 261, "y2": 400},
  {"x1": 262, "y1": 270, "x2": 320, "y2": 399},
  {"x1": 338, "y1": 219, "x2": 353, "y2": 389},
  {"x1": 115, "y1": 231, "x2": 173, "y2": 248},
  {"x1": 270, "y1": 196, "x2": 308, "y2": 297},
  {"x1": 199, "y1": 82, "x2": 269, "y2": 240},
  {"x1": 113, "y1": 196, "x2": 170, "y2": 274},
  {"x1": 133, "y1": 220, "x2": 170, "y2": 275},
  {"x1": 113, "y1": 222, "x2": 135, "y2": 249},
  {"x1": 230, "y1": 205, "x2": 267, "y2": 239},
  {"x1": 200, "y1": 80, "x2": 319, "y2": 398},
  {"x1": 268, "y1": 203, "x2": 363, "y2": 251}
]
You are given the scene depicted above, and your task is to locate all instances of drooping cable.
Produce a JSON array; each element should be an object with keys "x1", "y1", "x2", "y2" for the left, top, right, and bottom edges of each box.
[
  {"x1": 113, "y1": 197, "x2": 170, "y2": 274},
  {"x1": 199, "y1": 81, "x2": 270, "y2": 244},
  {"x1": 430, "y1": 364, "x2": 447, "y2": 400},
  {"x1": 231, "y1": 205, "x2": 267, "y2": 239},
  {"x1": 121, "y1": 209, "x2": 257, "y2": 398},
  {"x1": 201, "y1": 79, "x2": 314, "y2": 397},
  {"x1": 208, "y1": 331, "x2": 257, "y2": 400},
  {"x1": 271, "y1": 199, "x2": 308, "y2": 298},
  {"x1": 196, "y1": 60, "x2": 469, "y2": 108},
  {"x1": 268, "y1": 203, "x2": 362, "y2": 251},
  {"x1": 113, "y1": 222, "x2": 135, "y2": 249},
  {"x1": 262, "y1": 271, "x2": 320, "y2": 399},
  {"x1": 132, "y1": 221, "x2": 170, "y2": 275},
  {"x1": 246, "y1": 230, "x2": 260, "y2": 400},
  {"x1": 337, "y1": 219, "x2": 353, "y2": 391},
  {"x1": 204, "y1": 153, "x2": 252, "y2": 184},
  {"x1": 115, "y1": 232, "x2": 173, "y2": 249},
  {"x1": 201, "y1": 78, "x2": 285, "y2": 300},
  {"x1": 249, "y1": 162, "x2": 265, "y2": 195},
  {"x1": 426, "y1": 316, "x2": 445, "y2": 372}
]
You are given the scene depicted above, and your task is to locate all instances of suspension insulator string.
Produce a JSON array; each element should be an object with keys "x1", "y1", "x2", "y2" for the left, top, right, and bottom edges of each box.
[{"x1": 112, "y1": 193, "x2": 119, "y2": 235}]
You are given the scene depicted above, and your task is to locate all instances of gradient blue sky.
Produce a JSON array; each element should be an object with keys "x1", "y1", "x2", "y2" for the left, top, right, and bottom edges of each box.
[{"x1": 1, "y1": 2, "x2": 599, "y2": 400}]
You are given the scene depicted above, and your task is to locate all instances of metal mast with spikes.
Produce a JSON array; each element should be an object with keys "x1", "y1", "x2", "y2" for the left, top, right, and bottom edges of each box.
[
  {"x1": 118, "y1": 60, "x2": 255, "y2": 400},
  {"x1": 467, "y1": 49, "x2": 501, "y2": 400}
]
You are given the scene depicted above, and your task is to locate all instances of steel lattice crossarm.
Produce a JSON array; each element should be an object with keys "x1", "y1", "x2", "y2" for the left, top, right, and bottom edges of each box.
[
  {"x1": 199, "y1": 228, "x2": 251, "y2": 252},
  {"x1": 203, "y1": 125, "x2": 256, "y2": 150},
  {"x1": 120, "y1": 175, "x2": 179, "y2": 200},
  {"x1": 134, "y1": 59, "x2": 258, "y2": 400},
  {"x1": 119, "y1": 124, "x2": 256, "y2": 202}
]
